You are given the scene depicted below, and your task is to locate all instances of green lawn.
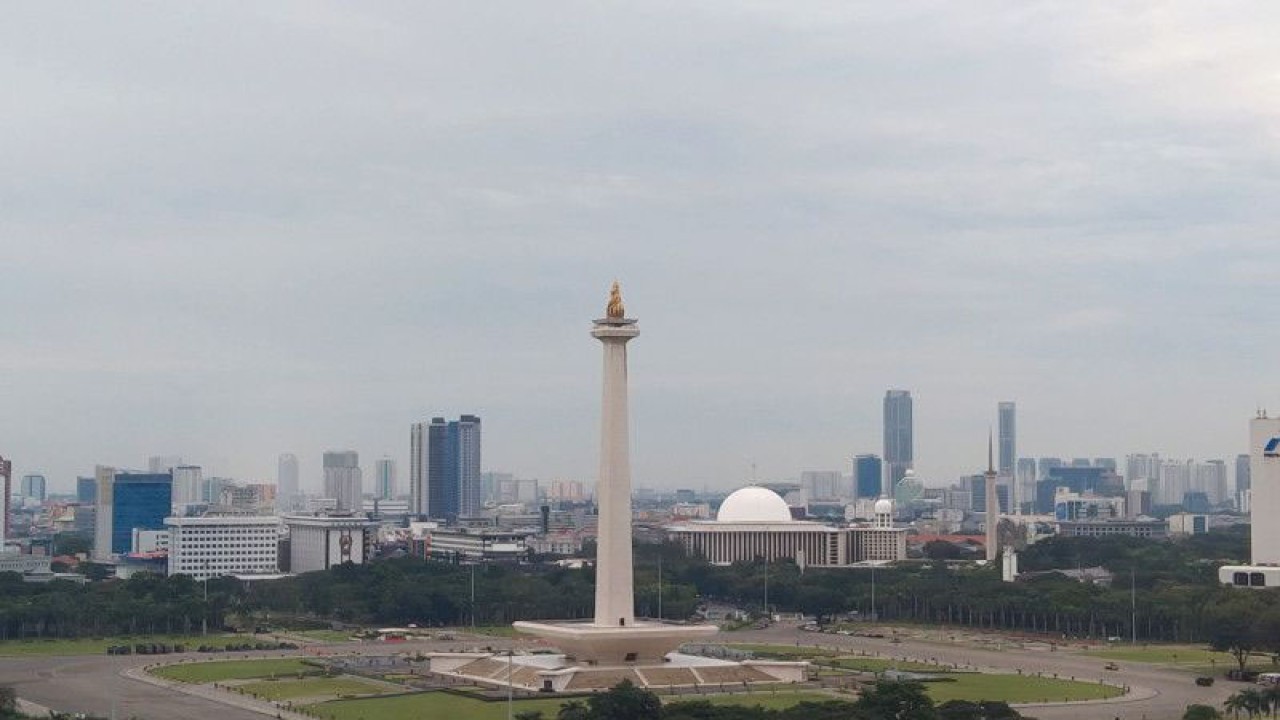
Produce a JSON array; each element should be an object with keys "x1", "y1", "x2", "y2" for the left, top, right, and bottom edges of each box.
[
  {"x1": 468, "y1": 626, "x2": 520, "y2": 638},
  {"x1": 310, "y1": 692, "x2": 569, "y2": 720},
  {"x1": 925, "y1": 674, "x2": 1122, "y2": 704},
  {"x1": 310, "y1": 690, "x2": 833, "y2": 720},
  {"x1": 0, "y1": 634, "x2": 238, "y2": 657},
  {"x1": 1084, "y1": 644, "x2": 1267, "y2": 667},
  {"x1": 153, "y1": 658, "x2": 318, "y2": 683},
  {"x1": 241, "y1": 677, "x2": 387, "y2": 700},
  {"x1": 290, "y1": 629, "x2": 360, "y2": 643}
]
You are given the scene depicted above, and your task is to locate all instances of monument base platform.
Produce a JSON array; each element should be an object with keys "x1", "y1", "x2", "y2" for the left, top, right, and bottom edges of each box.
[
  {"x1": 429, "y1": 650, "x2": 808, "y2": 694},
  {"x1": 513, "y1": 619, "x2": 719, "y2": 665}
]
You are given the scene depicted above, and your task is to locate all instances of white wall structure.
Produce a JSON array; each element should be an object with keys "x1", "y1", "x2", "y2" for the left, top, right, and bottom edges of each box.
[
  {"x1": 167, "y1": 515, "x2": 281, "y2": 580},
  {"x1": 284, "y1": 514, "x2": 375, "y2": 574},
  {"x1": 1251, "y1": 415, "x2": 1280, "y2": 565}
]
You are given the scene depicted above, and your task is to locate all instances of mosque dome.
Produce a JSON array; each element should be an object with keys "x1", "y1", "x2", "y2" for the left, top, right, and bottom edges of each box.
[
  {"x1": 717, "y1": 487, "x2": 793, "y2": 523},
  {"x1": 873, "y1": 497, "x2": 894, "y2": 515}
]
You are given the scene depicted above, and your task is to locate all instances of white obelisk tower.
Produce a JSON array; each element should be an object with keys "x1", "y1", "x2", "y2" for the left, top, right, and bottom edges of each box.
[
  {"x1": 592, "y1": 281, "x2": 639, "y2": 627},
  {"x1": 985, "y1": 432, "x2": 999, "y2": 563}
]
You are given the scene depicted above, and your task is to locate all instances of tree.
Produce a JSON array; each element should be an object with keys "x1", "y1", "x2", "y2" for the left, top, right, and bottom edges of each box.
[
  {"x1": 1185, "y1": 705, "x2": 1224, "y2": 720},
  {"x1": 923, "y1": 541, "x2": 964, "y2": 561},
  {"x1": 854, "y1": 680, "x2": 938, "y2": 720},
  {"x1": 936, "y1": 700, "x2": 981, "y2": 720},
  {"x1": 557, "y1": 700, "x2": 590, "y2": 720},
  {"x1": 515, "y1": 712, "x2": 544, "y2": 720},
  {"x1": 586, "y1": 680, "x2": 662, "y2": 720},
  {"x1": 1209, "y1": 596, "x2": 1266, "y2": 674}
]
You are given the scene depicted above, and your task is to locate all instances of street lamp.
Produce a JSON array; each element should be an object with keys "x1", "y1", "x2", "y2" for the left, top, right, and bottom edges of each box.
[{"x1": 507, "y1": 648, "x2": 514, "y2": 720}]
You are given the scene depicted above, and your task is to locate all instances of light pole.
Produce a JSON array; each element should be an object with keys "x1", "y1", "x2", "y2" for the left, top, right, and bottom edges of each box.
[
  {"x1": 507, "y1": 649, "x2": 514, "y2": 720},
  {"x1": 657, "y1": 554, "x2": 663, "y2": 621},
  {"x1": 869, "y1": 565, "x2": 876, "y2": 622},
  {"x1": 202, "y1": 560, "x2": 209, "y2": 636},
  {"x1": 471, "y1": 564, "x2": 476, "y2": 630}
]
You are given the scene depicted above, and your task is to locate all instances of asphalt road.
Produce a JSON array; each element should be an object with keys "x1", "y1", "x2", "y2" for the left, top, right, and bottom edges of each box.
[
  {"x1": 730, "y1": 623, "x2": 1233, "y2": 720},
  {"x1": 0, "y1": 629, "x2": 1234, "y2": 720}
]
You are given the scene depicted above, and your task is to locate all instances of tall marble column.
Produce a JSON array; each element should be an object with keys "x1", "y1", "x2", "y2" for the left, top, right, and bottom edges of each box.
[{"x1": 591, "y1": 282, "x2": 639, "y2": 627}]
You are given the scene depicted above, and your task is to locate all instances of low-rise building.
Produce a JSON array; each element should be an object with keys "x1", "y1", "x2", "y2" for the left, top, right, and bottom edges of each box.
[
  {"x1": 1057, "y1": 519, "x2": 1167, "y2": 538},
  {"x1": 423, "y1": 528, "x2": 531, "y2": 562},
  {"x1": 283, "y1": 513, "x2": 377, "y2": 574}
]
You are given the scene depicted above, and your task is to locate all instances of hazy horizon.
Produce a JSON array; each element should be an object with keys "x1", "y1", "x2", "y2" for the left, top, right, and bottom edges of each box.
[{"x1": 3, "y1": 4, "x2": 1277, "y2": 494}]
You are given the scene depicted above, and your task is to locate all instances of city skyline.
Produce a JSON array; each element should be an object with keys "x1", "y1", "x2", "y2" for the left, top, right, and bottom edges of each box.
[{"x1": 2, "y1": 5, "x2": 1277, "y2": 492}]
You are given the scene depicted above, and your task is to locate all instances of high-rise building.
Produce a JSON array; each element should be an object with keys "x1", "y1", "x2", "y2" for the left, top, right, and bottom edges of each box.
[
  {"x1": 1015, "y1": 458, "x2": 1037, "y2": 513},
  {"x1": 277, "y1": 453, "x2": 299, "y2": 511},
  {"x1": 92, "y1": 465, "x2": 116, "y2": 560},
  {"x1": 20, "y1": 474, "x2": 47, "y2": 502},
  {"x1": 171, "y1": 465, "x2": 202, "y2": 508},
  {"x1": 147, "y1": 455, "x2": 183, "y2": 474},
  {"x1": 110, "y1": 472, "x2": 173, "y2": 555},
  {"x1": 0, "y1": 456, "x2": 11, "y2": 540},
  {"x1": 322, "y1": 451, "x2": 362, "y2": 513},
  {"x1": 800, "y1": 470, "x2": 841, "y2": 500},
  {"x1": 853, "y1": 455, "x2": 883, "y2": 500},
  {"x1": 410, "y1": 423, "x2": 428, "y2": 516},
  {"x1": 375, "y1": 457, "x2": 397, "y2": 500},
  {"x1": 1249, "y1": 416, "x2": 1280, "y2": 565},
  {"x1": 425, "y1": 415, "x2": 482, "y2": 521},
  {"x1": 76, "y1": 476, "x2": 97, "y2": 505},
  {"x1": 883, "y1": 390, "x2": 913, "y2": 494},
  {"x1": 997, "y1": 402, "x2": 1016, "y2": 475},
  {"x1": 1237, "y1": 453, "x2": 1252, "y2": 495}
]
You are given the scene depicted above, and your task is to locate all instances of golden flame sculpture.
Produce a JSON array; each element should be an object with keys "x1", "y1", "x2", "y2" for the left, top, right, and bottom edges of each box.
[{"x1": 606, "y1": 281, "x2": 625, "y2": 319}]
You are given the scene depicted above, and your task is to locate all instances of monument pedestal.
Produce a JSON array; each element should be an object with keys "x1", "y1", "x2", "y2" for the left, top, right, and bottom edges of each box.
[{"x1": 513, "y1": 619, "x2": 719, "y2": 665}]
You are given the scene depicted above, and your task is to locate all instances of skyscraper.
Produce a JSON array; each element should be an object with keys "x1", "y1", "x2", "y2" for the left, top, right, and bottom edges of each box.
[
  {"x1": 853, "y1": 454, "x2": 883, "y2": 500},
  {"x1": 20, "y1": 474, "x2": 46, "y2": 502},
  {"x1": 375, "y1": 457, "x2": 397, "y2": 500},
  {"x1": 92, "y1": 465, "x2": 115, "y2": 560},
  {"x1": 422, "y1": 415, "x2": 482, "y2": 521},
  {"x1": 883, "y1": 390, "x2": 913, "y2": 494},
  {"x1": 1236, "y1": 453, "x2": 1251, "y2": 494},
  {"x1": 171, "y1": 465, "x2": 202, "y2": 508},
  {"x1": 277, "y1": 453, "x2": 299, "y2": 511},
  {"x1": 323, "y1": 450, "x2": 362, "y2": 513},
  {"x1": 409, "y1": 422, "x2": 429, "y2": 516},
  {"x1": 997, "y1": 402, "x2": 1016, "y2": 475},
  {"x1": 110, "y1": 472, "x2": 173, "y2": 555}
]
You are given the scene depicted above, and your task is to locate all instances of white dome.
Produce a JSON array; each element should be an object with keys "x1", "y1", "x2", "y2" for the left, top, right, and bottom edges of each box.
[
  {"x1": 717, "y1": 487, "x2": 793, "y2": 523},
  {"x1": 874, "y1": 498, "x2": 894, "y2": 514}
]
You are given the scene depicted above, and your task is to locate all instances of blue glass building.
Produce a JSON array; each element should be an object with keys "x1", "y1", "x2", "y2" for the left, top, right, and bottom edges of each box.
[
  {"x1": 854, "y1": 454, "x2": 883, "y2": 500},
  {"x1": 111, "y1": 473, "x2": 172, "y2": 554},
  {"x1": 76, "y1": 476, "x2": 97, "y2": 504},
  {"x1": 426, "y1": 415, "x2": 482, "y2": 520}
]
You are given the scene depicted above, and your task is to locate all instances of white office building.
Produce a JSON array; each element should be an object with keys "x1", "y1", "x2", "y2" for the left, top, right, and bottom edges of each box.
[
  {"x1": 284, "y1": 514, "x2": 376, "y2": 574},
  {"x1": 172, "y1": 465, "x2": 203, "y2": 509},
  {"x1": 166, "y1": 515, "x2": 281, "y2": 581}
]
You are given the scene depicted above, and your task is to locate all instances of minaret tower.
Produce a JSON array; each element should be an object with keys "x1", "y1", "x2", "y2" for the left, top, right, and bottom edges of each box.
[
  {"x1": 985, "y1": 431, "x2": 999, "y2": 563},
  {"x1": 591, "y1": 281, "x2": 640, "y2": 627}
]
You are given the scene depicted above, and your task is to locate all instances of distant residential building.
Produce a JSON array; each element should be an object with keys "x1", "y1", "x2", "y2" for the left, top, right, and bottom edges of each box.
[
  {"x1": 202, "y1": 476, "x2": 233, "y2": 504},
  {"x1": 883, "y1": 390, "x2": 913, "y2": 494},
  {"x1": 277, "y1": 453, "x2": 300, "y2": 511},
  {"x1": 167, "y1": 515, "x2": 281, "y2": 580},
  {"x1": 1236, "y1": 453, "x2": 1252, "y2": 494},
  {"x1": 76, "y1": 476, "x2": 97, "y2": 505},
  {"x1": 147, "y1": 456, "x2": 183, "y2": 474},
  {"x1": 853, "y1": 454, "x2": 883, "y2": 500},
  {"x1": 323, "y1": 450, "x2": 362, "y2": 513},
  {"x1": 375, "y1": 457, "x2": 397, "y2": 500},
  {"x1": 109, "y1": 473, "x2": 173, "y2": 555},
  {"x1": 800, "y1": 470, "x2": 841, "y2": 500},
  {"x1": 20, "y1": 474, "x2": 46, "y2": 502},
  {"x1": 1125, "y1": 453, "x2": 1161, "y2": 490},
  {"x1": 1037, "y1": 457, "x2": 1063, "y2": 481},
  {"x1": 997, "y1": 402, "x2": 1016, "y2": 475},
  {"x1": 171, "y1": 465, "x2": 202, "y2": 508},
  {"x1": 1168, "y1": 513, "x2": 1210, "y2": 536},
  {"x1": 283, "y1": 514, "x2": 376, "y2": 574}
]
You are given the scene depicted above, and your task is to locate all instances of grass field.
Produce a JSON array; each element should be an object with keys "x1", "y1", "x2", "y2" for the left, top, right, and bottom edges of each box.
[
  {"x1": 152, "y1": 658, "x2": 318, "y2": 683},
  {"x1": 288, "y1": 629, "x2": 359, "y2": 643},
  {"x1": 0, "y1": 634, "x2": 238, "y2": 657},
  {"x1": 466, "y1": 626, "x2": 520, "y2": 638},
  {"x1": 926, "y1": 674, "x2": 1122, "y2": 704},
  {"x1": 310, "y1": 690, "x2": 833, "y2": 720},
  {"x1": 241, "y1": 677, "x2": 387, "y2": 700},
  {"x1": 1083, "y1": 644, "x2": 1268, "y2": 667}
]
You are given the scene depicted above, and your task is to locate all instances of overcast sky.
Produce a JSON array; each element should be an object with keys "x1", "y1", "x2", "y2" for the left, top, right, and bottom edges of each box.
[{"x1": 3, "y1": 3, "x2": 1278, "y2": 494}]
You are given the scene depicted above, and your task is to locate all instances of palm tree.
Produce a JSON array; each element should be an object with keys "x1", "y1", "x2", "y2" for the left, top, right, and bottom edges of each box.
[{"x1": 1227, "y1": 691, "x2": 1249, "y2": 719}]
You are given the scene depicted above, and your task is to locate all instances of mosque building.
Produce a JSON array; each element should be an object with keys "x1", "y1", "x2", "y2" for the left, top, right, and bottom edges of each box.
[{"x1": 666, "y1": 486, "x2": 906, "y2": 566}]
